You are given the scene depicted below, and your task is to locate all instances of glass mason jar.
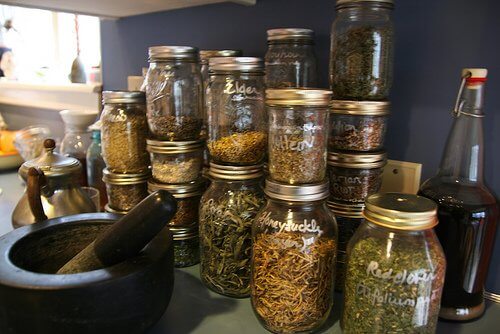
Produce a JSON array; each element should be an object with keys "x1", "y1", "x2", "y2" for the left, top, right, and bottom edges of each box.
[
  {"x1": 327, "y1": 201, "x2": 364, "y2": 291},
  {"x1": 101, "y1": 91, "x2": 150, "y2": 174},
  {"x1": 342, "y1": 193, "x2": 446, "y2": 333},
  {"x1": 206, "y1": 57, "x2": 267, "y2": 165},
  {"x1": 267, "y1": 89, "x2": 331, "y2": 184},
  {"x1": 146, "y1": 139, "x2": 204, "y2": 184},
  {"x1": 329, "y1": 100, "x2": 389, "y2": 152},
  {"x1": 170, "y1": 224, "x2": 200, "y2": 268},
  {"x1": 102, "y1": 168, "x2": 150, "y2": 212},
  {"x1": 327, "y1": 151, "x2": 386, "y2": 203},
  {"x1": 265, "y1": 28, "x2": 318, "y2": 89},
  {"x1": 251, "y1": 179, "x2": 338, "y2": 334},
  {"x1": 200, "y1": 50, "x2": 242, "y2": 90},
  {"x1": 199, "y1": 163, "x2": 265, "y2": 298},
  {"x1": 145, "y1": 46, "x2": 204, "y2": 141},
  {"x1": 329, "y1": 0, "x2": 394, "y2": 100},
  {"x1": 148, "y1": 179, "x2": 205, "y2": 227}
]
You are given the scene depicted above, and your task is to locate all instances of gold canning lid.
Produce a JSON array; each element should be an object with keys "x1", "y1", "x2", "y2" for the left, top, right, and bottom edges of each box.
[
  {"x1": 363, "y1": 193, "x2": 438, "y2": 231},
  {"x1": 208, "y1": 162, "x2": 264, "y2": 181},
  {"x1": 330, "y1": 100, "x2": 390, "y2": 116},
  {"x1": 102, "y1": 168, "x2": 151, "y2": 185},
  {"x1": 170, "y1": 224, "x2": 199, "y2": 241},
  {"x1": 327, "y1": 151, "x2": 387, "y2": 169},
  {"x1": 104, "y1": 204, "x2": 128, "y2": 215},
  {"x1": 147, "y1": 179, "x2": 206, "y2": 199},
  {"x1": 146, "y1": 139, "x2": 205, "y2": 154},
  {"x1": 200, "y1": 50, "x2": 242, "y2": 64},
  {"x1": 148, "y1": 46, "x2": 199, "y2": 62},
  {"x1": 209, "y1": 57, "x2": 264, "y2": 72},
  {"x1": 327, "y1": 201, "x2": 364, "y2": 218},
  {"x1": 266, "y1": 88, "x2": 332, "y2": 106},
  {"x1": 264, "y1": 178, "x2": 329, "y2": 202},
  {"x1": 336, "y1": 0, "x2": 394, "y2": 9},
  {"x1": 267, "y1": 28, "x2": 314, "y2": 42}
]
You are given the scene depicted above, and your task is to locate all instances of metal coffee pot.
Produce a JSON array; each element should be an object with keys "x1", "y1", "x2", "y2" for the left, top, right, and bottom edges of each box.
[{"x1": 12, "y1": 139, "x2": 96, "y2": 228}]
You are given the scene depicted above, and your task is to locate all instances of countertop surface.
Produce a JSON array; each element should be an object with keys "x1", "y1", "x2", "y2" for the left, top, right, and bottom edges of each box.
[{"x1": 0, "y1": 170, "x2": 497, "y2": 334}]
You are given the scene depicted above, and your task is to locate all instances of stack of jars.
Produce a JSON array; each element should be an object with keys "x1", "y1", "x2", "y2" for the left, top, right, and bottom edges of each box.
[
  {"x1": 327, "y1": 0, "x2": 394, "y2": 290},
  {"x1": 144, "y1": 46, "x2": 206, "y2": 268}
]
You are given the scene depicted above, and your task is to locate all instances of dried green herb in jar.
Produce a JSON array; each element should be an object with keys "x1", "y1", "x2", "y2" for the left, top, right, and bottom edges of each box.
[
  {"x1": 148, "y1": 115, "x2": 203, "y2": 141},
  {"x1": 106, "y1": 183, "x2": 148, "y2": 212},
  {"x1": 208, "y1": 131, "x2": 266, "y2": 164},
  {"x1": 173, "y1": 235, "x2": 200, "y2": 268},
  {"x1": 252, "y1": 233, "x2": 336, "y2": 333}
]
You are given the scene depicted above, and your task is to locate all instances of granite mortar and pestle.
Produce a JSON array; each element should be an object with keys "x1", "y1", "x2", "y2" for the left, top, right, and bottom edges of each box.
[{"x1": 0, "y1": 189, "x2": 177, "y2": 334}]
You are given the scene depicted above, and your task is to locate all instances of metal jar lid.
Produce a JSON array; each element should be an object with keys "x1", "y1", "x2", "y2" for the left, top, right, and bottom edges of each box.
[
  {"x1": 170, "y1": 224, "x2": 199, "y2": 241},
  {"x1": 330, "y1": 100, "x2": 390, "y2": 116},
  {"x1": 336, "y1": 0, "x2": 394, "y2": 9},
  {"x1": 148, "y1": 46, "x2": 199, "y2": 62},
  {"x1": 267, "y1": 28, "x2": 314, "y2": 42},
  {"x1": 363, "y1": 193, "x2": 438, "y2": 230},
  {"x1": 104, "y1": 203, "x2": 128, "y2": 215},
  {"x1": 102, "y1": 168, "x2": 151, "y2": 185},
  {"x1": 208, "y1": 162, "x2": 263, "y2": 180},
  {"x1": 327, "y1": 151, "x2": 387, "y2": 169},
  {"x1": 266, "y1": 89, "x2": 332, "y2": 106},
  {"x1": 209, "y1": 57, "x2": 264, "y2": 72},
  {"x1": 146, "y1": 139, "x2": 205, "y2": 154},
  {"x1": 19, "y1": 139, "x2": 81, "y2": 179},
  {"x1": 264, "y1": 178, "x2": 329, "y2": 202},
  {"x1": 200, "y1": 50, "x2": 242, "y2": 63},
  {"x1": 327, "y1": 201, "x2": 364, "y2": 218},
  {"x1": 148, "y1": 179, "x2": 206, "y2": 199},
  {"x1": 103, "y1": 91, "x2": 145, "y2": 104}
]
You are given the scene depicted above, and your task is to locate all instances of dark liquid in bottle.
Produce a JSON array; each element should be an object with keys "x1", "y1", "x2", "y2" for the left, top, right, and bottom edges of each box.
[
  {"x1": 419, "y1": 181, "x2": 498, "y2": 321},
  {"x1": 75, "y1": 157, "x2": 89, "y2": 187}
]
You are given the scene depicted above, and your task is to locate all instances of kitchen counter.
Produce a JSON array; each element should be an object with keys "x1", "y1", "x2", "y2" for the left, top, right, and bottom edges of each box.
[{"x1": 0, "y1": 170, "x2": 497, "y2": 333}]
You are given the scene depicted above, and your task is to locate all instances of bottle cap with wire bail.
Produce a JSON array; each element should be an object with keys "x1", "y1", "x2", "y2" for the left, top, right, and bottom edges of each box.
[{"x1": 264, "y1": 179, "x2": 330, "y2": 202}]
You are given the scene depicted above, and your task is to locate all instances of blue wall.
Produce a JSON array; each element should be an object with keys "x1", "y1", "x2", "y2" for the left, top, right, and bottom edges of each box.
[{"x1": 100, "y1": 0, "x2": 500, "y2": 292}]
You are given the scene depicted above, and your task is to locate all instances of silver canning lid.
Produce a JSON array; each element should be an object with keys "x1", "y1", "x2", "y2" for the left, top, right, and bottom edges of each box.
[
  {"x1": 147, "y1": 179, "x2": 206, "y2": 198},
  {"x1": 267, "y1": 28, "x2": 314, "y2": 41},
  {"x1": 266, "y1": 89, "x2": 332, "y2": 106},
  {"x1": 327, "y1": 201, "x2": 364, "y2": 218},
  {"x1": 103, "y1": 91, "x2": 145, "y2": 104},
  {"x1": 330, "y1": 100, "x2": 390, "y2": 116},
  {"x1": 104, "y1": 203, "x2": 128, "y2": 215},
  {"x1": 146, "y1": 139, "x2": 205, "y2": 154},
  {"x1": 328, "y1": 151, "x2": 387, "y2": 169},
  {"x1": 209, "y1": 57, "x2": 264, "y2": 72},
  {"x1": 102, "y1": 168, "x2": 151, "y2": 185},
  {"x1": 148, "y1": 46, "x2": 199, "y2": 61},
  {"x1": 208, "y1": 162, "x2": 263, "y2": 180},
  {"x1": 336, "y1": 0, "x2": 394, "y2": 9},
  {"x1": 200, "y1": 50, "x2": 242, "y2": 63},
  {"x1": 170, "y1": 224, "x2": 198, "y2": 241},
  {"x1": 265, "y1": 179, "x2": 329, "y2": 202}
]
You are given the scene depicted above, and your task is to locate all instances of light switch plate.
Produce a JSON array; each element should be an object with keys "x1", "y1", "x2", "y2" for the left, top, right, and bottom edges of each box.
[{"x1": 380, "y1": 160, "x2": 422, "y2": 194}]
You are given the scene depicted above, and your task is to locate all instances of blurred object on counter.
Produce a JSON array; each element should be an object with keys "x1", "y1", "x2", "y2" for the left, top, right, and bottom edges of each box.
[
  {"x1": 0, "y1": 113, "x2": 7, "y2": 130},
  {"x1": 88, "y1": 64, "x2": 101, "y2": 83},
  {"x1": 86, "y1": 121, "x2": 107, "y2": 211},
  {"x1": 13, "y1": 125, "x2": 51, "y2": 161},
  {"x1": 0, "y1": 50, "x2": 16, "y2": 79},
  {"x1": 0, "y1": 128, "x2": 23, "y2": 170}
]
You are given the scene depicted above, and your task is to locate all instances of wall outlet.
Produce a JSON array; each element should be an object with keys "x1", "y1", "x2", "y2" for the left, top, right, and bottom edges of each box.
[{"x1": 380, "y1": 160, "x2": 422, "y2": 194}]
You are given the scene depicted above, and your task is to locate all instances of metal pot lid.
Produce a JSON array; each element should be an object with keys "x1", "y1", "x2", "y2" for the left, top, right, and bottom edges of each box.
[
  {"x1": 209, "y1": 57, "x2": 264, "y2": 72},
  {"x1": 327, "y1": 151, "x2": 387, "y2": 169},
  {"x1": 170, "y1": 224, "x2": 198, "y2": 240},
  {"x1": 208, "y1": 162, "x2": 264, "y2": 181},
  {"x1": 103, "y1": 91, "x2": 145, "y2": 104},
  {"x1": 148, "y1": 46, "x2": 199, "y2": 61},
  {"x1": 148, "y1": 179, "x2": 206, "y2": 198},
  {"x1": 363, "y1": 193, "x2": 438, "y2": 231},
  {"x1": 336, "y1": 0, "x2": 394, "y2": 9},
  {"x1": 200, "y1": 50, "x2": 242, "y2": 63},
  {"x1": 327, "y1": 200, "x2": 364, "y2": 218},
  {"x1": 330, "y1": 100, "x2": 390, "y2": 116},
  {"x1": 264, "y1": 178, "x2": 329, "y2": 202},
  {"x1": 146, "y1": 139, "x2": 205, "y2": 154},
  {"x1": 266, "y1": 88, "x2": 332, "y2": 106},
  {"x1": 267, "y1": 28, "x2": 314, "y2": 41},
  {"x1": 102, "y1": 168, "x2": 151, "y2": 185},
  {"x1": 19, "y1": 139, "x2": 81, "y2": 179}
]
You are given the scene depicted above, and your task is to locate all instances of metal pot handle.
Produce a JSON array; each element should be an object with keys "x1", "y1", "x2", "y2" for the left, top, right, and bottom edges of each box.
[{"x1": 27, "y1": 167, "x2": 48, "y2": 223}]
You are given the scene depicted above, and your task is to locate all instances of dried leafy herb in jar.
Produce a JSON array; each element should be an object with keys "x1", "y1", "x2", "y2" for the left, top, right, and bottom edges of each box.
[
  {"x1": 208, "y1": 131, "x2": 267, "y2": 165},
  {"x1": 171, "y1": 225, "x2": 200, "y2": 268}
]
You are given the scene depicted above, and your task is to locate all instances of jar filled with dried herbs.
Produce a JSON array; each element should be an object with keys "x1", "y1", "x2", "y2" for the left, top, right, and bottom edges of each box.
[
  {"x1": 200, "y1": 50, "x2": 242, "y2": 90},
  {"x1": 145, "y1": 46, "x2": 204, "y2": 141},
  {"x1": 199, "y1": 163, "x2": 265, "y2": 298},
  {"x1": 171, "y1": 224, "x2": 200, "y2": 268},
  {"x1": 265, "y1": 28, "x2": 318, "y2": 88},
  {"x1": 251, "y1": 179, "x2": 337, "y2": 334},
  {"x1": 342, "y1": 193, "x2": 446, "y2": 333},
  {"x1": 267, "y1": 89, "x2": 331, "y2": 184},
  {"x1": 102, "y1": 168, "x2": 150, "y2": 212},
  {"x1": 327, "y1": 201, "x2": 364, "y2": 291},
  {"x1": 148, "y1": 179, "x2": 205, "y2": 227},
  {"x1": 207, "y1": 57, "x2": 267, "y2": 165},
  {"x1": 147, "y1": 139, "x2": 204, "y2": 184},
  {"x1": 329, "y1": 100, "x2": 389, "y2": 152},
  {"x1": 101, "y1": 91, "x2": 150, "y2": 174},
  {"x1": 329, "y1": 0, "x2": 394, "y2": 100},
  {"x1": 327, "y1": 151, "x2": 386, "y2": 204}
]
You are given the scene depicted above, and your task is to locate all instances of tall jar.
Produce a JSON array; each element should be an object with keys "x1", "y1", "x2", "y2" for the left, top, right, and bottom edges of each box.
[
  {"x1": 265, "y1": 28, "x2": 318, "y2": 88},
  {"x1": 342, "y1": 193, "x2": 446, "y2": 333},
  {"x1": 329, "y1": 0, "x2": 394, "y2": 100},
  {"x1": 206, "y1": 57, "x2": 267, "y2": 165},
  {"x1": 199, "y1": 163, "x2": 265, "y2": 298},
  {"x1": 267, "y1": 89, "x2": 331, "y2": 184},
  {"x1": 145, "y1": 46, "x2": 204, "y2": 141},
  {"x1": 101, "y1": 91, "x2": 150, "y2": 174},
  {"x1": 200, "y1": 50, "x2": 242, "y2": 90},
  {"x1": 251, "y1": 180, "x2": 337, "y2": 334}
]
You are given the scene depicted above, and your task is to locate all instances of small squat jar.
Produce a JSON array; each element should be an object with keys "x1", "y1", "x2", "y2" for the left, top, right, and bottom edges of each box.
[
  {"x1": 145, "y1": 46, "x2": 204, "y2": 141},
  {"x1": 327, "y1": 151, "x2": 386, "y2": 203},
  {"x1": 251, "y1": 179, "x2": 338, "y2": 334},
  {"x1": 265, "y1": 28, "x2": 318, "y2": 88},
  {"x1": 101, "y1": 91, "x2": 150, "y2": 173},
  {"x1": 329, "y1": 100, "x2": 389, "y2": 152},
  {"x1": 102, "y1": 168, "x2": 150, "y2": 212},
  {"x1": 170, "y1": 224, "x2": 200, "y2": 268},
  {"x1": 199, "y1": 163, "x2": 265, "y2": 298},
  {"x1": 342, "y1": 193, "x2": 446, "y2": 333},
  {"x1": 207, "y1": 57, "x2": 267, "y2": 165},
  {"x1": 147, "y1": 139, "x2": 204, "y2": 184},
  {"x1": 267, "y1": 89, "x2": 331, "y2": 184}
]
